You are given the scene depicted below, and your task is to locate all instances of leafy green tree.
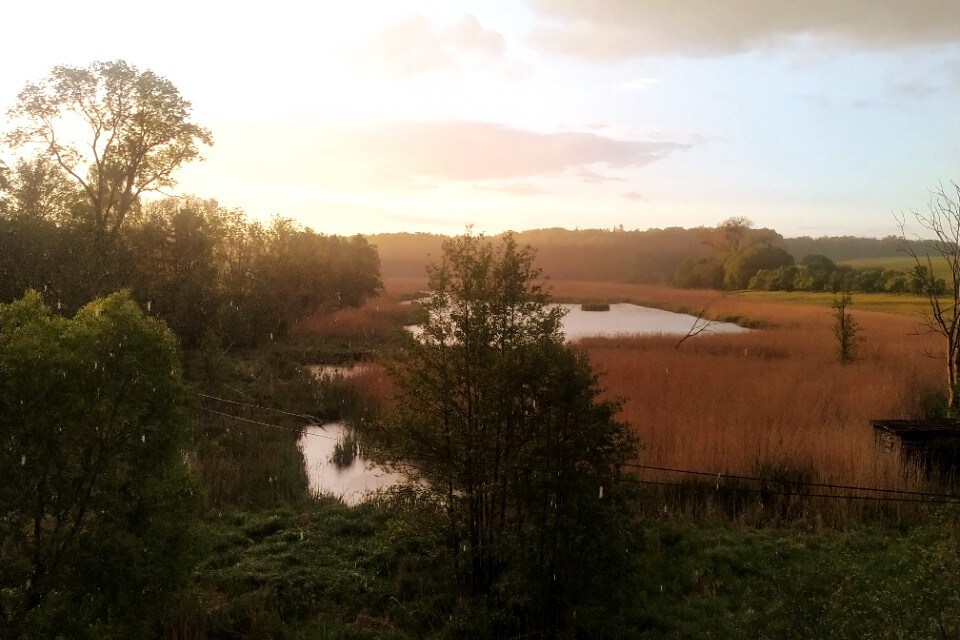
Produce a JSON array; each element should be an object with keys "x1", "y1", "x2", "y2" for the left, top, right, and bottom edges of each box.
[
  {"x1": 832, "y1": 289, "x2": 861, "y2": 363},
  {"x1": 5, "y1": 59, "x2": 211, "y2": 247},
  {"x1": 674, "y1": 257, "x2": 725, "y2": 289},
  {"x1": 382, "y1": 232, "x2": 638, "y2": 636},
  {"x1": 1, "y1": 157, "x2": 79, "y2": 223},
  {"x1": 0, "y1": 291, "x2": 198, "y2": 638},
  {"x1": 724, "y1": 244, "x2": 794, "y2": 290},
  {"x1": 126, "y1": 197, "x2": 224, "y2": 347},
  {"x1": 796, "y1": 254, "x2": 837, "y2": 291}
]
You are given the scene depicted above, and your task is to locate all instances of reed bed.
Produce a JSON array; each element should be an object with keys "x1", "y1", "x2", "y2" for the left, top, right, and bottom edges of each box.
[
  {"x1": 549, "y1": 282, "x2": 948, "y2": 520},
  {"x1": 353, "y1": 279, "x2": 951, "y2": 521}
]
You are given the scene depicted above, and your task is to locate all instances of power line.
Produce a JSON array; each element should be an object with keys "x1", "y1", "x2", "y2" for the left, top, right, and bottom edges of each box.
[
  {"x1": 195, "y1": 392, "x2": 320, "y2": 424},
  {"x1": 193, "y1": 405, "x2": 960, "y2": 504},
  {"x1": 629, "y1": 478, "x2": 960, "y2": 505},
  {"x1": 197, "y1": 406, "x2": 337, "y2": 440},
  {"x1": 623, "y1": 462, "x2": 959, "y2": 500}
]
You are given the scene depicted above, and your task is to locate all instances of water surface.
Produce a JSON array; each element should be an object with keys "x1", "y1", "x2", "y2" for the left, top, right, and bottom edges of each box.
[
  {"x1": 557, "y1": 303, "x2": 748, "y2": 340},
  {"x1": 299, "y1": 422, "x2": 405, "y2": 505}
]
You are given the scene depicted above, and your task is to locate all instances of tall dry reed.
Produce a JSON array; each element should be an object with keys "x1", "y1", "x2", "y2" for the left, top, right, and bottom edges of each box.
[{"x1": 552, "y1": 283, "x2": 946, "y2": 511}]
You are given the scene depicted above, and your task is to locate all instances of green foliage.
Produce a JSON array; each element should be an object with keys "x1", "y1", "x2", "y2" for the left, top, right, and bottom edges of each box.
[
  {"x1": 630, "y1": 519, "x2": 960, "y2": 639},
  {"x1": 6, "y1": 59, "x2": 212, "y2": 241},
  {"x1": 380, "y1": 232, "x2": 640, "y2": 637},
  {"x1": 832, "y1": 290, "x2": 862, "y2": 363},
  {"x1": 0, "y1": 291, "x2": 198, "y2": 638},
  {"x1": 186, "y1": 344, "x2": 316, "y2": 511},
  {"x1": 171, "y1": 502, "x2": 960, "y2": 640},
  {"x1": 723, "y1": 244, "x2": 794, "y2": 290}
]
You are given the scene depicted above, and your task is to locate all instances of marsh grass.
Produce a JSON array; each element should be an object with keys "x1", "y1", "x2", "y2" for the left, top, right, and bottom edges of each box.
[{"x1": 535, "y1": 281, "x2": 950, "y2": 521}]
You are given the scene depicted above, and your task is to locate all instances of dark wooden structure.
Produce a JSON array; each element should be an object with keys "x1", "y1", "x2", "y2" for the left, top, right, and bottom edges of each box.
[{"x1": 871, "y1": 419, "x2": 960, "y2": 475}]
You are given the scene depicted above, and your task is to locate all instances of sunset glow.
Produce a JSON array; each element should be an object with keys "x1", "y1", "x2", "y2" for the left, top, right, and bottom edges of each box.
[{"x1": 1, "y1": 1, "x2": 957, "y2": 237}]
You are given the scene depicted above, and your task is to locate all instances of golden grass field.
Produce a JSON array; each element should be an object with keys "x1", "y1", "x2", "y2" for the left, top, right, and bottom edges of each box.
[{"x1": 325, "y1": 277, "x2": 951, "y2": 513}]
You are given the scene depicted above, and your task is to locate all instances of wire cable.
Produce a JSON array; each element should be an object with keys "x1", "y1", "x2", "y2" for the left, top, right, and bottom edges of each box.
[
  {"x1": 195, "y1": 392, "x2": 320, "y2": 424},
  {"x1": 623, "y1": 462, "x2": 959, "y2": 500},
  {"x1": 198, "y1": 406, "x2": 337, "y2": 440},
  {"x1": 629, "y1": 478, "x2": 960, "y2": 505}
]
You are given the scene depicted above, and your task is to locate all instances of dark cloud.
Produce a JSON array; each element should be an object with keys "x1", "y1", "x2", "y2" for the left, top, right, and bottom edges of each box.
[{"x1": 529, "y1": 0, "x2": 960, "y2": 59}]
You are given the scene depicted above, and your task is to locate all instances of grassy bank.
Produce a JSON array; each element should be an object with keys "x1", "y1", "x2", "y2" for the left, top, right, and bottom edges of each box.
[{"x1": 165, "y1": 499, "x2": 960, "y2": 639}]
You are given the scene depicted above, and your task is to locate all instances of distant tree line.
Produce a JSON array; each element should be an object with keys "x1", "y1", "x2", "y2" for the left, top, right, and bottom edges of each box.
[
  {"x1": 0, "y1": 190, "x2": 382, "y2": 347},
  {"x1": 371, "y1": 223, "x2": 916, "y2": 289},
  {"x1": 748, "y1": 257, "x2": 945, "y2": 294}
]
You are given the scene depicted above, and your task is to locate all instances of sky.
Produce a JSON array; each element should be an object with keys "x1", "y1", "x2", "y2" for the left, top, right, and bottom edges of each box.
[{"x1": 0, "y1": 1, "x2": 957, "y2": 239}]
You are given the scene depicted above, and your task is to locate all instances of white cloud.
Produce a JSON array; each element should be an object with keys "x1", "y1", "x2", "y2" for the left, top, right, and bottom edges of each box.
[
  {"x1": 373, "y1": 13, "x2": 505, "y2": 77},
  {"x1": 319, "y1": 121, "x2": 690, "y2": 182},
  {"x1": 476, "y1": 182, "x2": 553, "y2": 196},
  {"x1": 198, "y1": 121, "x2": 691, "y2": 195},
  {"x1": 529, "y1": 0, "x2": 960, "y2": 59}
]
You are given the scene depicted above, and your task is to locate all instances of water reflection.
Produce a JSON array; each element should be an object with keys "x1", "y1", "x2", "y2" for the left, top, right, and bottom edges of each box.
[
  {"x1": 299, "y1": 422, "x2": 405, "y2": 505},
  {"x1": 557, "y1": 303, "x2": 749, "y2": 340},
  {"x1": 306, "y1": 363, "x2": 370, "y2": 380},
  {"x1": 407, "y1": 303, "x2": 750, "y2": 341}
]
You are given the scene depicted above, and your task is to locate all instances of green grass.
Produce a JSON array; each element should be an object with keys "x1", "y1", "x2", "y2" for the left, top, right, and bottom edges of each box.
[
  {"x1": 841, "y1": 255, "x2": 954, "y2": 281},
  {"x1": 164, "y1": 500, "x2": 960, "y2": 639},
  {"x1": 631, "y1": 516, "x2": 960, "y2": 639},
  {"x1": 734, "y1": 289, "x2": 934, "y2": 315}
]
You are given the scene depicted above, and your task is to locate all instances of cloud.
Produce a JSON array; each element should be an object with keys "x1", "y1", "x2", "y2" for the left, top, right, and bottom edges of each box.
[
  {"x1": 529, "y1": 0, "x2": 960, "y2": 59},
  {"x1": 374, "y1": 13, "x2": 504, "y2": 77},
  {"x1": 621, "y1": 191, "x2": 644, "y2": 201},
  {"x1": 576, "y1": 169, "x2": 626, "y2": 183},
  {"x1": 320, "y1": 121, "x2": 689, "y2": 182},
  {"x1": 889, "y1": 80, "x2": 942, "y2": 99},
  {"x1": 476, "y1": 182, "x2": 553, "y2": 196}
]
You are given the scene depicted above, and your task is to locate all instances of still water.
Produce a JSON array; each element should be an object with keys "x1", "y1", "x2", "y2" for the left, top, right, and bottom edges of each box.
[
  {"x1": 301, "y1": 304, "x2": 751, "y2": 502},
  {"x1": 299, "y1": 422, "x2": 406, "y2": 506},
  {"x1": 557, "y1": 303, "x2": 748, "y2": 340}
]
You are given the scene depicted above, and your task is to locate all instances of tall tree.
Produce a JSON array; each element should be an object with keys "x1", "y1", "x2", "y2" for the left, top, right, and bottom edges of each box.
[
  {"x1": 5, "y1": 60, "x2": 211, "y2": 241},
  {"x1": 382, "y1": 232, "x2": 638, "y2": 636},
  {"x1": 1, "y1": 157, "x2": 79, "y2": 223},
  {"x1": 0, "y1": 291, "x2": 198, "y2": 637},
  {"x1": 898, "y1": 181, "x2": 960, "y2": 415}
]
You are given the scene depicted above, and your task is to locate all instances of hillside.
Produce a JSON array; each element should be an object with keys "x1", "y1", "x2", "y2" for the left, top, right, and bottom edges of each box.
[{"x1": 369, "y1": 227, "x2": 911, "y2": 284}]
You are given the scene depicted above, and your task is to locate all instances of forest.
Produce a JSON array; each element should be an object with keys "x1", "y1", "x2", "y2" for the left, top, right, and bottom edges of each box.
[{"x1": 2, "y1": 60, "x2": 960, "y2": 639}]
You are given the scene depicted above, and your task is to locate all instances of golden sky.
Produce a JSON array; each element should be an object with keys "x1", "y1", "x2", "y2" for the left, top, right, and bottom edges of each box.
[{"x1": 1, "y1": 1, "x2": 957, "y2": 237}]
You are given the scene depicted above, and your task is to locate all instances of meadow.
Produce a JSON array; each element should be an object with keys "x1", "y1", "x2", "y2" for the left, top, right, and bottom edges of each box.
[
  {"x1": 327, "y1": 278, "x2": 952, "y2": 522},
  {"x1": 175, "y1": 277, "x2": 960, "y2": 637}
]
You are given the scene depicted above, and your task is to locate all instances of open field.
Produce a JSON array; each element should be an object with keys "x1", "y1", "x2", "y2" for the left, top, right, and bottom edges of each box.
[
  {"x1": 369, "y1": 279, "x2": 950, "y2": 515},
  {"x1": 732, "y1": 289, "x2": 935, "y2": 315},
  {"x1": 841, "y1": 254, "x2": 953, "y2": 279},
  {"x1": 545, "y1": 281, "x2": 946, "y2": 510}
]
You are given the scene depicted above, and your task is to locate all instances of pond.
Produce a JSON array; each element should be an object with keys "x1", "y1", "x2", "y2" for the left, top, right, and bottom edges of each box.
[
  {"x1": 556, "y1": 303, "x2": 748, "y2": 340},
  {"x1": 301, "y1": 303, "x2": 751, "y2": 502},
  {"x1": 407, "y1": 303, "x2": 750, "y2": 341},
  {"x1": 298, "y1": 422, "x2": 406, "y2": 505}
]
